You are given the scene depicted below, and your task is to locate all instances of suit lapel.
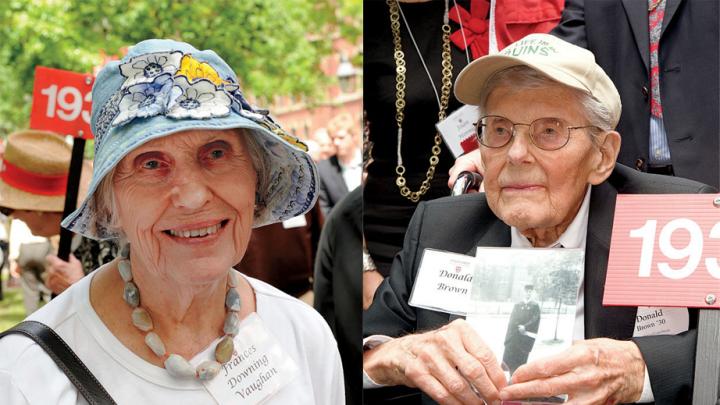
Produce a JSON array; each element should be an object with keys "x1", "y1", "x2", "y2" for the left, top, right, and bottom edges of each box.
[
  {"x1": 661, "y1": 0, "x2": 683, "y2": 37},
  {"x1": 584, "y1": 181, "x2": 638, "y2": 339},
  {"x1": 622, "y1": 0, "x2": 650, "y2": 72},
  {"x1": 449, "y1": 207, "x2": 511, "y2": 323},
  {"x1": 464, "y1": 216, "x2": 511, "y2": 256}
]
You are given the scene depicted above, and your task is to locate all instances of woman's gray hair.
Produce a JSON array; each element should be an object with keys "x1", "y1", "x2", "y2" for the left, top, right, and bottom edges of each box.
[
  {"x1": 93, "y1": 128, "x2": 267, "y2": 241},
  {"x1": 478, "y1": 66, "x2": 615, "y2": 141}
]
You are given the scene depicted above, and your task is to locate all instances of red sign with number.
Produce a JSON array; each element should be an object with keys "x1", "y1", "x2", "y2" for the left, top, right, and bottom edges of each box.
[
  {"x1": 604, "y1": 194, "x2": 720, "y2": 308},
  {"x1": 29, "y1": 66, "x2": 94, "y2": 139}
]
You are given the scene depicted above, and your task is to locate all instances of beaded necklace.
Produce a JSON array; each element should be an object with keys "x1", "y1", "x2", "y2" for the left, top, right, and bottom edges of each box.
[{"x1": 118, "y1": 244, "x2": 240, "y2": 380}]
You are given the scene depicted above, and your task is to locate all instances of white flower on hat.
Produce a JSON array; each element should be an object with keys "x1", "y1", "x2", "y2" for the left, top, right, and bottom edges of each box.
[
  {"x1": 167, "y1": 76, "x2": 231, "y2": 119},
  {"x1": 112, "y1": 74, "x2": 175, "y2": 126},
  {"x1": 119, "y1": 51, "x2": 183, "y2": 89}
]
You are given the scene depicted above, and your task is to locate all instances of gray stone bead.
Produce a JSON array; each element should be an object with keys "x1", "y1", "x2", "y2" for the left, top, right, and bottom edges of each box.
[
  {"x1": 164, "y1": 354, "x2": 196, "y2": 378},
  {"x1": 223, "y1": 312, "x2": 240, "y2": 336},
  {"x1": 123, "y1": 282, "x2": 140, "y2": 308},
  {"x1": 227, "y1": 270, "x2": 238, "y2": 288},
  {"x1": 144, "y1": 332, "x2": 166, "y2": 357},
  {"x1": 120, "y1": 244, "x2": 131, "y2": 259},
  {"x1": 196, "y1": 360, "x2": 222, "y2": 380},
  {"x1": 118, "y1": 260, "x2": 133, "y2": 282},
  {"x1": 225, "y1": 288, "x2": 241, "y2": 312},
  {"x1": 215, "y1": 335, "x2": 234, "y2": 363},
  {"x1": 131, "y1": 307, "x2": 154, "y2": 332}
]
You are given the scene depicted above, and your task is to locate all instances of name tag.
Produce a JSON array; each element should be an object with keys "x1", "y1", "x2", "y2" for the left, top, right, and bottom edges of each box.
[
  {"x1": 632, "y1": 306, "x2": 689, "y2": 337},
  {"x1": 436, "y1": 105, "x2": 481, "y2": 158},
  {"x1": 204, "y1": 313, "x2": 299, "y2": 404},
  {"x1": 282, "y1": 215, "x2": 307, "y2": 229},
  {"x1": 409, "y1": 249, "x2": 475, "y2": 315}
]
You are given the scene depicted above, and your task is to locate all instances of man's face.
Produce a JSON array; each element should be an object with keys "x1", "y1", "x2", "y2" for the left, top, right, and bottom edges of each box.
[
  {"x1": 315, "y1": 131, "x2": 335, "y2": 160},
  {"x1": 481, "y1": 85, "x2": 609, "y2": 237},
  {"x1": 333, "y1": 129, "x2": 357, "y2": 160}
]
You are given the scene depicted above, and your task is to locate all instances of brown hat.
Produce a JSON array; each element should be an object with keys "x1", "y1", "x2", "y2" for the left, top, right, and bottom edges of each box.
[{"x1": 0, "y1": 130, "x2": 72, "y2": 212}]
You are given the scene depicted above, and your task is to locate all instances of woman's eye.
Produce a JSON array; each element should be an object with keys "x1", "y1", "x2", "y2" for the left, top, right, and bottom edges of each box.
[
  {"x1": 142, "y1": 160, "x2": 161, "y2": 169},
  {"x1": 210, "y1": 149, "x2": 225, "y2": 159}
]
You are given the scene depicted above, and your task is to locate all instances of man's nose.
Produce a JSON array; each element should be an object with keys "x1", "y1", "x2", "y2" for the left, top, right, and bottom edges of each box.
[{"x1": 506, "y1": 125, "x2": 533, "y2": 164}]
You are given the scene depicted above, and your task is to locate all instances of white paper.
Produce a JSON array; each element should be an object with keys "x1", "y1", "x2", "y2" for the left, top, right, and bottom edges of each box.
[
  {"x1": 204, "y1": 313, "x2": 299, "y2": 404},
  {"x1": 282, "y1": 215, "x2": 307, "y2": 229},
  {"x1": 436, "y1": 105, "x2": 481, "y2": 158},
  {"x1": 408, "y1": 249, "x2": 475, "y2": 315},
  {"x1": 632, "y1": 306, "x2": 689, "y2": 337}
]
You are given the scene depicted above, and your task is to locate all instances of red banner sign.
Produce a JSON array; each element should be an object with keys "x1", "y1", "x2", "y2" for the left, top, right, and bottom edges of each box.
[
  {"x1": 29, "y1": 66, "x2": 94, "y2": 139},
  {"x1": 604, "y1": 194, "x2": 720, "y2": 308}
]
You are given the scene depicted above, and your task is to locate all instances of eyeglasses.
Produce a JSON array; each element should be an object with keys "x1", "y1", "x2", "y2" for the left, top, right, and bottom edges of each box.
[
  {"x1": 0, "y1": 207, "x2": 14, "y2": 217},
  {"x1": 476, "y1": 115, "x2": 599, "y2": 151}
]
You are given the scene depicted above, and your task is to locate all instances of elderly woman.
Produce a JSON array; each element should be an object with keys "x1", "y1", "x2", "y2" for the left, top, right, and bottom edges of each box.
[
  {"x1": 0, "y1": 40, "x2": 343, "y2": 404},
  {"x1": 363, "y1": 34, "x2": 712, "y2": 405}
]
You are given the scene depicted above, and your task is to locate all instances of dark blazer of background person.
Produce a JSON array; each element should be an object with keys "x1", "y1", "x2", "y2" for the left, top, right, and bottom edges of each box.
[
  {"x1": 317, "y1": 155, "x2": 350, "y2": 215},
  {"x1": 552, "y1": 0, "x2": 719, "y2": 187},
  {"x1": 364, "y1": 164, "x2": 715, "y2": 405},
  {"x1": 314, "y1": 187, "x2": 362, "y2": 405},
  {"x1": 235, "y1": 203, "x2": 323, "y2": 297}
]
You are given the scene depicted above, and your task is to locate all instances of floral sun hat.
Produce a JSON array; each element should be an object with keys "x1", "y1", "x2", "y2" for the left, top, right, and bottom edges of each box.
[{"x1": 62, "y1": 39, "x2": 318, "y2": 240}]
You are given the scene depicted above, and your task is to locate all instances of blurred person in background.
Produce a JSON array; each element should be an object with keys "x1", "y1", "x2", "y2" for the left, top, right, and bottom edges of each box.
[
  {"x1": 318, "y1": 116, "x2": 362, "y2": 215},
  {"x1": 0, "y1": 130, "x2": 115, "y2": 309}
]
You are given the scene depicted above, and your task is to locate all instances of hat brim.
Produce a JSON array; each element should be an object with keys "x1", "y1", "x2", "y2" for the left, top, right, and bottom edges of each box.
[
  {"x1": 0, "y1": 159, "x2": 93, "y2": 213},
  {"x1": 0, "y1": 181, "x2": 65, "y2": 212},
  {"x1": 454, "y1": 54, "x2": 593, "y2": 106},
  {"x1": 61, "y1": 113, "x2": 318, "y2": 240}
]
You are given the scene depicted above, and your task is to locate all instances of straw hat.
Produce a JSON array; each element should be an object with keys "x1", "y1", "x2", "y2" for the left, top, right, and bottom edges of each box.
[{"x1": 0, "y1": 130, "x2": 72, "y2": 212}]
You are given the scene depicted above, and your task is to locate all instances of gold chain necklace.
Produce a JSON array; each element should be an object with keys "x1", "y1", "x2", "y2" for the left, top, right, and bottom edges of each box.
[{"x1": 388, "y1": 0, "x2": 453, "y2": 203}]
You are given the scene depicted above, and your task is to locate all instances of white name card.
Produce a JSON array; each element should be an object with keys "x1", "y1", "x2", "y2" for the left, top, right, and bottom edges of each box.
[
  {"x1": 409, "y1": 249, "x2": 475, "y2": 315},
  {"x1": 204, "y1": 313, "x2": 299, "y2": 404}
]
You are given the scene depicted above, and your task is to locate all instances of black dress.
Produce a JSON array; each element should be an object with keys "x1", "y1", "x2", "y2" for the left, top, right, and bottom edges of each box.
[{"x1": 364, "y1": 0, "x2": 472, "y2": 275}]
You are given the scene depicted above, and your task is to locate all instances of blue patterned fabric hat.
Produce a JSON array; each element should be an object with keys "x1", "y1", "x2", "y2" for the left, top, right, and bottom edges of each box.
[{"x1": 61, "y1": 39, "x2": 318, "y2": 240}]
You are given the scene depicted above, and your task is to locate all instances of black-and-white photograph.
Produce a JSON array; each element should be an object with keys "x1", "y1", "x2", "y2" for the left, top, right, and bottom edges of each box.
[{"x1": 467, "y1": 248, "x2": 584, "y2": 377}]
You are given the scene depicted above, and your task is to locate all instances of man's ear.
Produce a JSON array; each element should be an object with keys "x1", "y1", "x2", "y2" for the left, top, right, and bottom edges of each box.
[{"x1": 588, "y1": 131, "x2": 621, "y2": 185}]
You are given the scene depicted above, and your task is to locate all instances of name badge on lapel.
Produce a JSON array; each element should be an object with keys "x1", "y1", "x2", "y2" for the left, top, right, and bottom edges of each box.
[
  {"x1": 409, "y1": 249, "x2": 475, "y2": 315},
  {"x1": 203, "y1": 313, "x2": 299, "y2": 404},
  {"x1": 632, "y1": 306, "x2": 689, "y2": 337},
  {"x1": 436, "y1": 105, "x2": 481, "y2": 158}
]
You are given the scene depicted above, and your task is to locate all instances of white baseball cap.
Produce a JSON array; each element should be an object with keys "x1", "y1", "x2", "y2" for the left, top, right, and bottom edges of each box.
[{"x1": 455, "y1": 33, "x2": 622, "y2": 128}]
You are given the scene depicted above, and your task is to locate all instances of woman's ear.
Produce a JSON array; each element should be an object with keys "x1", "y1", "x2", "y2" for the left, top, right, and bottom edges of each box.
[{"x1": 588, "y1": 131, "x2": 621, "y2": 185}]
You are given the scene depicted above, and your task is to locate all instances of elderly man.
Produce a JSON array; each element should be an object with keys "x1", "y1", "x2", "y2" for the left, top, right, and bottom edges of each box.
[{"x1": 363, "y1": 34, "x2": 713, "y2": 405}]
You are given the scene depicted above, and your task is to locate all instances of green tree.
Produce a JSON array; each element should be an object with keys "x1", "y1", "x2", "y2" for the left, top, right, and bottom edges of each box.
[{"x1": 0, "y1": 0, "x2": 362, "y2": 135}]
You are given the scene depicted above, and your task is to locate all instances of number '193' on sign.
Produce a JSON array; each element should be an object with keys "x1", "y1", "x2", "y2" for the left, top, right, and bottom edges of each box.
[{"x1": 604, "y1": 194, "x2": 720, "y2": 308}]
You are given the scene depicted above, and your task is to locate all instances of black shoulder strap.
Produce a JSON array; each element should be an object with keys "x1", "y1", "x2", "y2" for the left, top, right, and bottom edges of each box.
[{"x1": 0, "y1": 320, "x2": 117, "y2": 405}]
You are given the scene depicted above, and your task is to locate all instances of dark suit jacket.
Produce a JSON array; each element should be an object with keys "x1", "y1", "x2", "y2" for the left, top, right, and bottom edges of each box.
[
  {"x1": 364, "y1": 164, "x2": 715, "y2": 404},
  {"x1": 314, "y1": 187, "x2": 363, "y2": 405},
  {"x1": 552, "y1": 0, "x2": 719, "y2": 187},
  {"x1": 317, "y1": 156, "x2": 349, "y2": 216}
]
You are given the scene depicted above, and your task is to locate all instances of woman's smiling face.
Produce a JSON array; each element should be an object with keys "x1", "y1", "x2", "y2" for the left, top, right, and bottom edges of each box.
[{"x1": 112, "y1": 129, "x2": 257, "y2": 284}]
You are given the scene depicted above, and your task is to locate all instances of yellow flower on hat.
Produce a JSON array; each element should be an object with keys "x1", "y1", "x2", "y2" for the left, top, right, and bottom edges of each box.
[{"x1": 177, "y1": 55, "x2": 225, "y2": 86}]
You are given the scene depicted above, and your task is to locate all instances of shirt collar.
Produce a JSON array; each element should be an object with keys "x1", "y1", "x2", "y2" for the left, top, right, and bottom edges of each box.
[{"x1": 510, "y1": 185, "x2": 591, "y2": 249}]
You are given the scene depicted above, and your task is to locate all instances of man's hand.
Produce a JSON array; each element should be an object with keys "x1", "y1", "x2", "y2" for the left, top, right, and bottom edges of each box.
[
  {"x1": 45, "y1": 254, "x2": 84, "y2": 294},
  {"x1": 363, "y1": 270, "x2": 384, "y2": 310},
  {"x1": 448, "y1": 149, "x2": 484, "y2": 190},
  {"x1": 517, "y1": 325, "x2": 526, "y2": 334},
  {"x1": 364, "y1": 319, "x2": 507, "y2": 405},
  {"x1": 500, "y1": 338, "x2": 646, "y2": 405}
]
